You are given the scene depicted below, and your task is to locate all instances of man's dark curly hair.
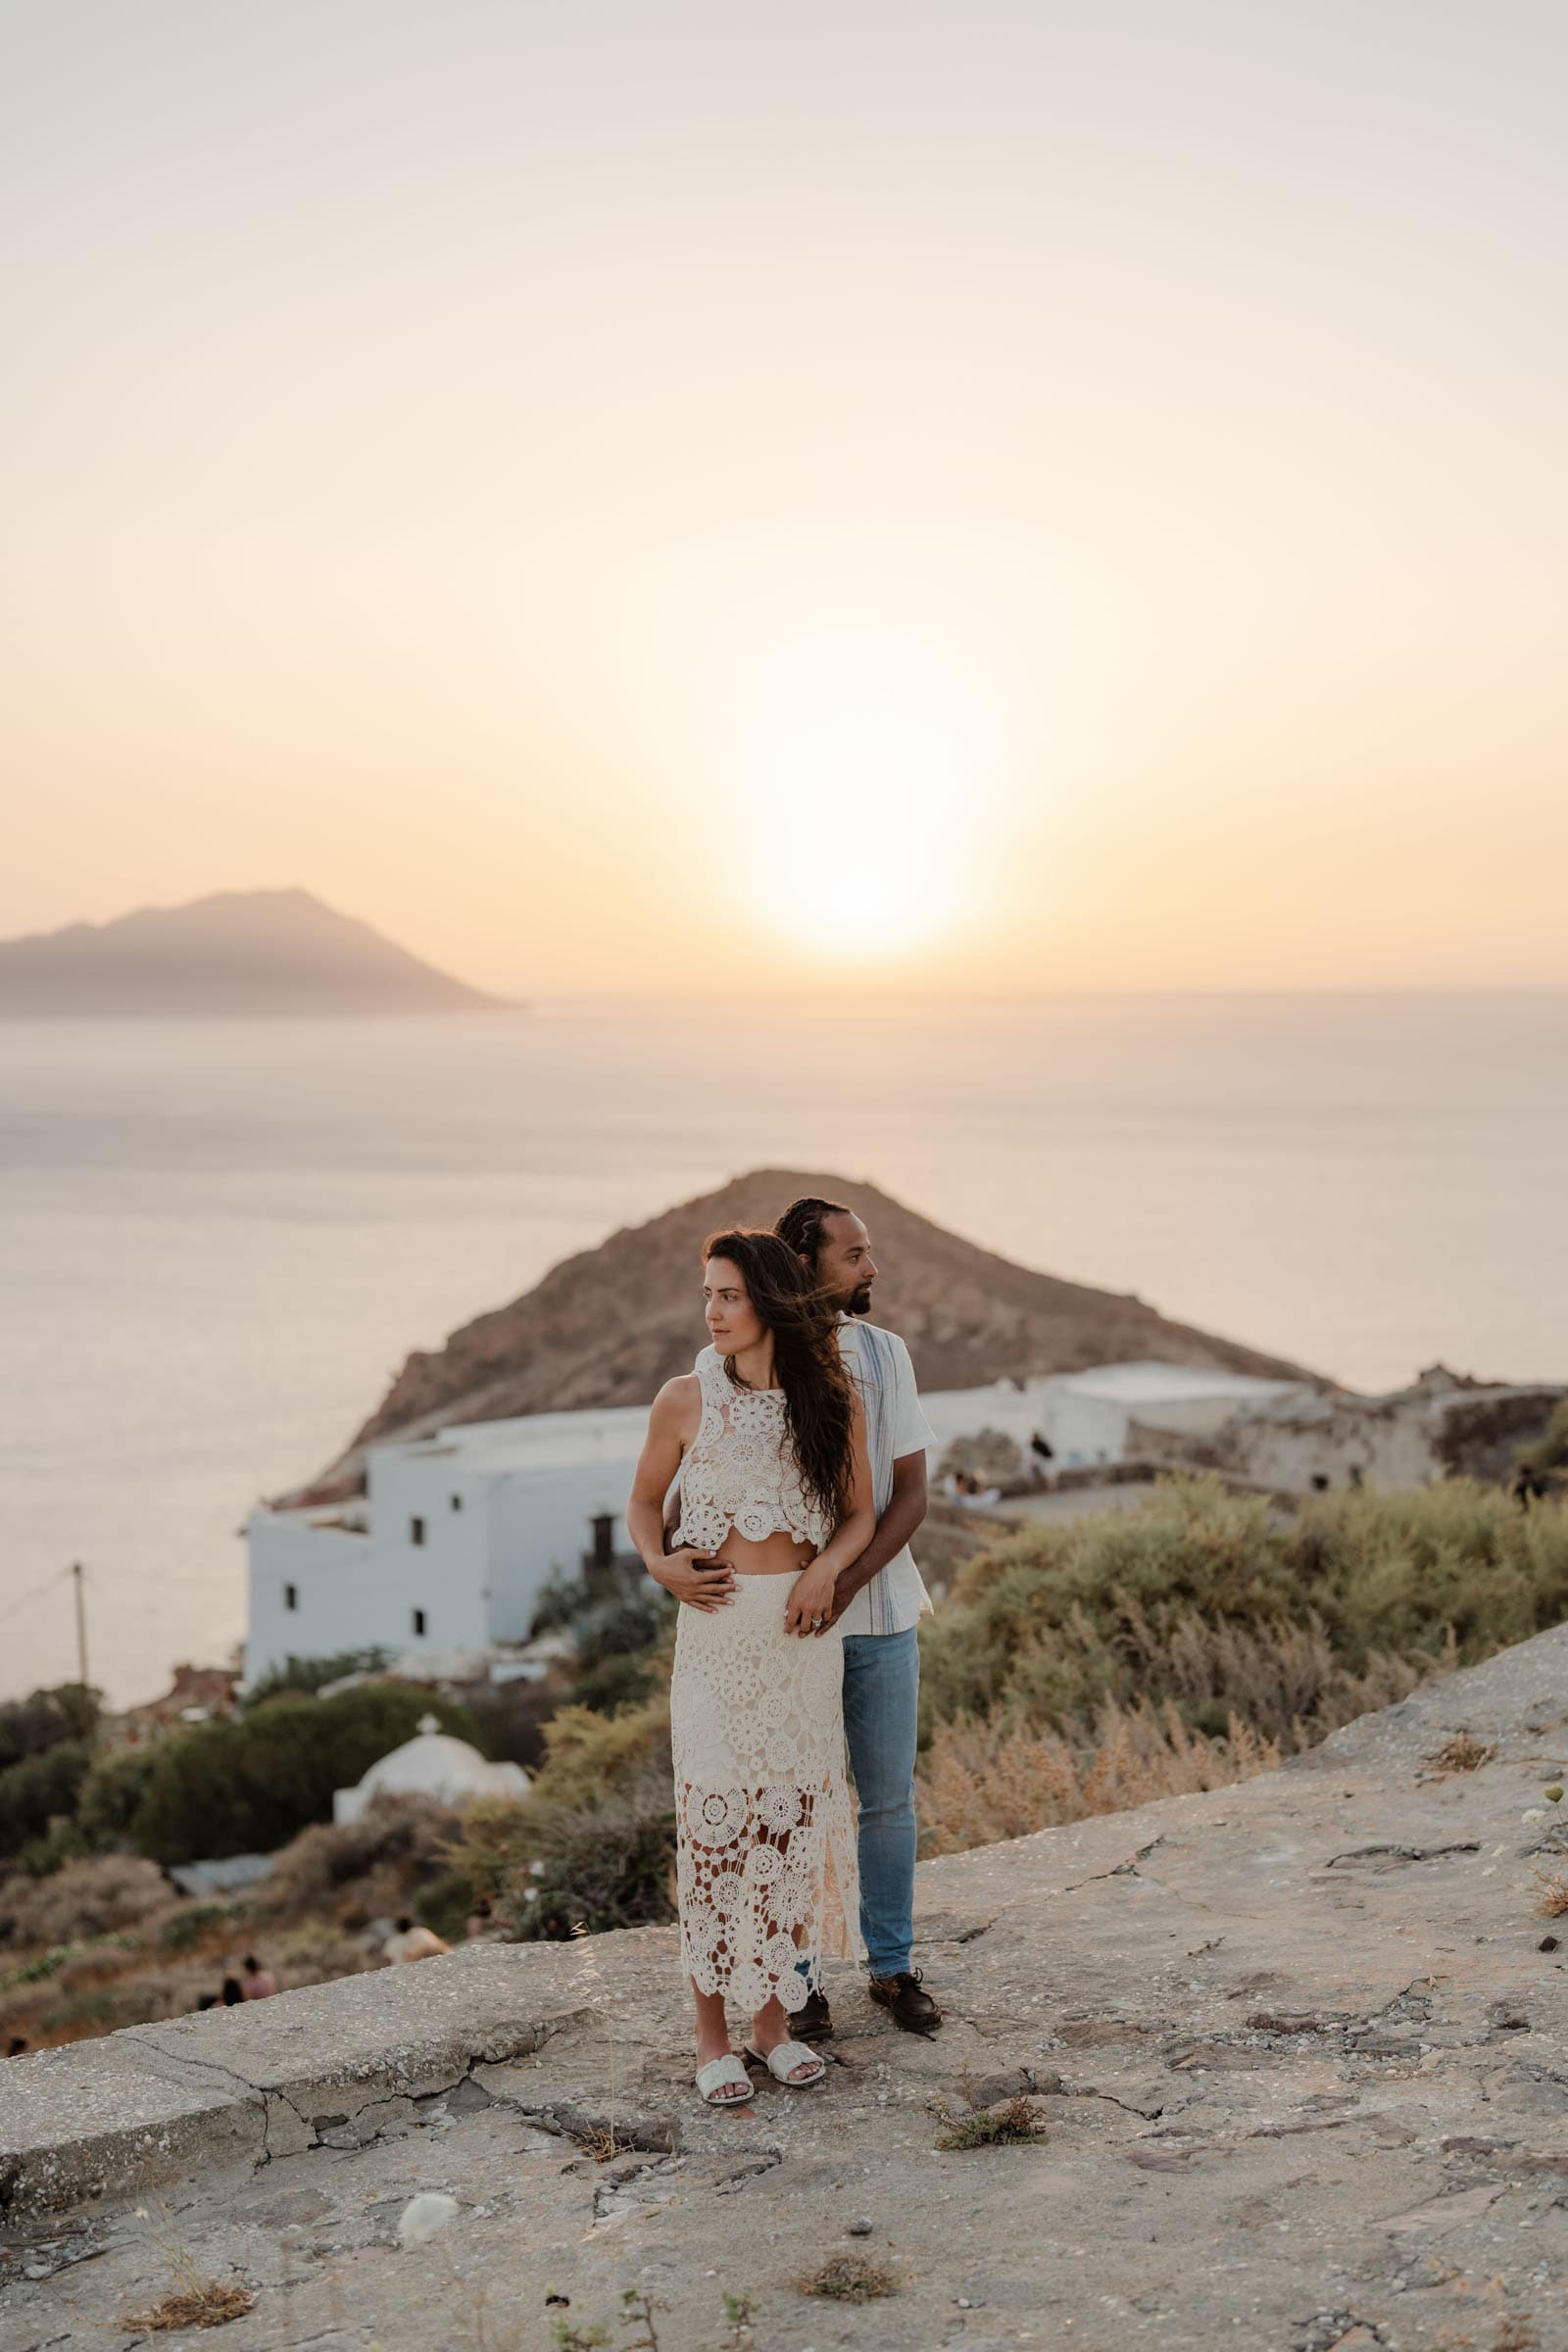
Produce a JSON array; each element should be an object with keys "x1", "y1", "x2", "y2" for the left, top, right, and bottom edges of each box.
[{"x1": 774, "y1": 1195, "x2": 851, "y2": 1271}]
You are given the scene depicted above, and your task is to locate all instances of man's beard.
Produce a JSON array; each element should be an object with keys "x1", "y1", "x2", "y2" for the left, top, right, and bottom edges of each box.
[{"x1": 846, "y1": 1283, "x2": 873, "y2": 1317}]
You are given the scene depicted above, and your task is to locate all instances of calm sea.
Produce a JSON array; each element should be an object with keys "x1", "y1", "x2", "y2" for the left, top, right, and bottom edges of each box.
[{"x1": 2, "y1": 992, "x2": 1564, "y2": 1707}]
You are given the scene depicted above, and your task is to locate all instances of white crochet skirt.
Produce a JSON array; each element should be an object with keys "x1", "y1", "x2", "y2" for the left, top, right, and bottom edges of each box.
[{"x1": 670, "y1": 1573, "x2": 860, "y2": 2015}]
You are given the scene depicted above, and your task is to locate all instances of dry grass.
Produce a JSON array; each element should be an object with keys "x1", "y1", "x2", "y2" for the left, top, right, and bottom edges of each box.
[
  {"x1": 795, "y1": 2254, "x2": 900, "y2": 2303},
  {"x1": 916, "y1": 1605, "x2": 1451, "y2": 1858},
  {"x1": 1425, "y1": 1733, "x2": 1498, "y2": 1773},
  {"x1": 933, "y1": 2095, "x2": 1049, "y2": 2150},
  {"x1": 918, "y1": 1693, "x2": 1284, "y2": 1857},
  {"x1": 1530, "y1": 1873, "x2": 1568, "y2": 1918},
  {"x1": 256, "y1": 1788, "x2": 466, "y2": 1922},
  {"x1": 0, "y1": 1856, "x2": 172, "y2": 1947},
  {"x1": 121, "y1": 2281, "x2": 255, "y2": 2331}
]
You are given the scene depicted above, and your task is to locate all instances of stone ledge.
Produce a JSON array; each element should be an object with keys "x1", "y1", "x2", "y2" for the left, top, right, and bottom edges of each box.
[{"x1": 0, "y1": 1939, "x2": 592, "y2": 2220}]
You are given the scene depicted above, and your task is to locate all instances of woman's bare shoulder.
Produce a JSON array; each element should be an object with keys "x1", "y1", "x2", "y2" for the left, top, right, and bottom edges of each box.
[{"x1": 651, "y1": 1372, "x2": 702, "y2": 1426}]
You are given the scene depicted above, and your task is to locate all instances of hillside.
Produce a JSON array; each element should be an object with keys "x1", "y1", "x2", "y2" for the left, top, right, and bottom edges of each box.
[
  {"x1": 0, "y1": 889, "x2": 511, "y2": 1015},
  {"x1": 286, "y1": 1167, "x2": 1326, "y2": 1501}
]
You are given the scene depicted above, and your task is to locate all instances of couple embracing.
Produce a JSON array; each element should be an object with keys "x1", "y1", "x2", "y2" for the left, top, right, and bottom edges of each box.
[{"x1": 627, "y1": 1196, "x2": 943, "y2": 2108}]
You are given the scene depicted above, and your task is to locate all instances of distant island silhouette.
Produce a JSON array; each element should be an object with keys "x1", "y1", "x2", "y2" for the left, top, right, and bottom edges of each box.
[{"x1": 0, "y1": 889, "x2": 514, "y2": 1016}]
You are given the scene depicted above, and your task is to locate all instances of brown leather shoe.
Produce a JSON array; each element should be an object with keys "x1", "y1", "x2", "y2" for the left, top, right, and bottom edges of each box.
[
  {"x1": 867, "y1": 1969, "x2": 943, "y2": 2034},
  {"x1": 793, "y1": 1987, "x2": 834, "y2": 2041}
]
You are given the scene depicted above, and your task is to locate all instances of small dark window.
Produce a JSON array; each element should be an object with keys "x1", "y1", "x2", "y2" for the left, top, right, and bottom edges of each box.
[
  {"x1": 284, "y1": 1583, "x2": 298, "y2": 1612},
  {"x1": 450, "y1": 1493, "x2": 463, "y2": 1513},
  {"x1": 411, "y1": 1516, "x2": 425, "y2": 1546},
  {"x1": 412, "y1": 1607, "x2": 426, "y2": 1637}
]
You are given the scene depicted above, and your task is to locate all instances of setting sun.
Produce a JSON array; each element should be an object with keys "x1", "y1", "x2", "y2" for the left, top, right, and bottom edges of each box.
[{"x1": 736, "y1": 679, "x2": 995, "y2": 958}]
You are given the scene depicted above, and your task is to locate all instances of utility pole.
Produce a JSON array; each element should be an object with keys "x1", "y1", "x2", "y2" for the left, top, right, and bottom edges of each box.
[{"x1": 71, "y1": 1560, "x2": 88, "y2": 1692}]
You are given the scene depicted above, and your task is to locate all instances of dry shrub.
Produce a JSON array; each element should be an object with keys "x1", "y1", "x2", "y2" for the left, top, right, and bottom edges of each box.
[
  {"x1": 122, "y1": 2280, "x2": 254, "y2": 2331},
  {"x1": 1532, "y1": 1874, "x2": 1568, "y2": 1919},
  {"x1": 796, "y1": 2254, "x2": 900, "y2": 2303},
  {"x1": 910, "y1": 1500, "x2": 1001, "y2": 1602},
  {"x1": 0, "y1": 1856, "x2": 171, "y2": 1948},
  {"x1": 921, "y1": 1476, "x2": 1559, "y2": 1749},
  {"x1": 917, "y1": 1588, "x2": 1453, "y2": 1857},
  {"x1": 933, "y1": 2094, "x2": 1049, "y2": 2150},
  {"x1": 1425, "y1": 1733, "x2": 1497, "y2": 1773},
  {"x1": 1113, "y1": 1591, "x2": 1442, "y2": 1738},
  {"x1": 918, "y1": 1696, "x2": 1285, "y2": 1856},
  {"x1": 256, "y1": 1790, "x2": 465, "y2": 1923}
]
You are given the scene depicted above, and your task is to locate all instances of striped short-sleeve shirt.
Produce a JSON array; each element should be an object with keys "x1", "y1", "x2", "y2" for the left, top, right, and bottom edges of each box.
[{"x1": 835, "y1": 1317, "x2": 938, "y2": 1638}]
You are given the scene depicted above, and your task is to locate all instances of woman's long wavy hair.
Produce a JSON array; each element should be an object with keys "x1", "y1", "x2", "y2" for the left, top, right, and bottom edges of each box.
[{"x1": 702, "y1": 1227, "x2": 857, "y2": 1530}]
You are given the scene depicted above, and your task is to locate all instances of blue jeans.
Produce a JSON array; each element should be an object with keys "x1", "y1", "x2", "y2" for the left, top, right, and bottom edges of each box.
[{"x1": 840, "y1": 1628, "x2": 920, "y2": 1980}]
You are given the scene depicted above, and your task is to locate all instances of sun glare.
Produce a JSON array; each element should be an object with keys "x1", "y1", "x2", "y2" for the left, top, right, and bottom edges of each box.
[{"x1": 741, "y1": 682, "x2": 989, "y2": 959}]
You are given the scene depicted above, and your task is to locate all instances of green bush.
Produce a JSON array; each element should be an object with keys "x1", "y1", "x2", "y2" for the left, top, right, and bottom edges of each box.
[
  {"x1": 918, "y1": 1476, "x2": 1568, "y2": 1745},
  {"x1": 0, "y1": 1685, "x2": 100, "y2": 1775},
  {"x1": 241, "y1": 1648, "x2": 395, "y2": 1709},
  {"x1": 73, "y1": 1745, "x2": 161, "y2": 1852},
  {"x1": 569, "y1": 1652, "x2": 659, "y2": 1719},
  {"x1": 39, "y1": 1986, "x2": 119, "y2": 2033},
  {"x1": 128, "y1": 1687, "x2": 487, "y2": 1866},
  {"x1": 575, "y1": 1592, "x2": 672, "y2": 1671},
  {"x1": 411, "y1": 1863, "x2": 482, "y2": 1943},
  {"x1": 1, "y1": 1944, "x2": 72, "y2": 1988},
  {"x1": 1515, "y1": 1399, "x2": 1568, "y2": 1477},
  {"x1": 158, "y1": 1902, "x2": 232, "y2": 1953},
  {"x1": 528, "y1": 1575, "x2": 582, "y2": 1638},
  {"x1": 460, "y1": 1679, "x2": 561, "y2": 1773},
  {"x1": 0, "y1": 1740, "x2": 93, "y2": 1860},
  {"x1": 460, "y1": 1698, "x2": 674, "y2": 1936},
  {"x1": 508, "y1": 1768, "x2": 677, "y2": 1938}
]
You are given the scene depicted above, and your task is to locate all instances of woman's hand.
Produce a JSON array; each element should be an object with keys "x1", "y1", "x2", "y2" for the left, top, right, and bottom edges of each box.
[
  {"x1": 782, "y1": 1561, "x2": 839, "y2": 1639},
  {"x1": 650, "y1": 1546, "x2": 736, "y2": 1612}
]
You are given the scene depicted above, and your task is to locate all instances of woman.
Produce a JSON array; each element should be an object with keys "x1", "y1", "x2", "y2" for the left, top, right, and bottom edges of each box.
[{"x1": 627, "y1": 1227, "x2": 874, "y2": 2106}]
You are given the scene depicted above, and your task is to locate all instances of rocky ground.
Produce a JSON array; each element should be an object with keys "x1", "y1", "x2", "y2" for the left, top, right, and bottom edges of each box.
[{"x1": 5, "y1": 1626, "x2": 1568, "y2": 2352}]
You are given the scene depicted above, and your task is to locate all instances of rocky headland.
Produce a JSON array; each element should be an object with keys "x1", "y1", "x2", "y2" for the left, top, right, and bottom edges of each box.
[
  {"x1": 286, "y1": 1168, "x2": 1326, "y2": 1504},
  {"x1": 5, "y1": 1622, "x2": 1568, "y2": 2350}
]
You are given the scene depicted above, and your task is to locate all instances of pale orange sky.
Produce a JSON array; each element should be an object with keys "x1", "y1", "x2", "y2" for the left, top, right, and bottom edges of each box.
[{"x1": 4, "y1": 2, "x2": 1565, "y2": 995}]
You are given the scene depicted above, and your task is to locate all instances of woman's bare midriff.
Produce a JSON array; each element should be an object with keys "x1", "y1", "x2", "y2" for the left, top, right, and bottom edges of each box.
[{"x1": 711, "y1": 1527, "x2": 816, "y2": 1577}]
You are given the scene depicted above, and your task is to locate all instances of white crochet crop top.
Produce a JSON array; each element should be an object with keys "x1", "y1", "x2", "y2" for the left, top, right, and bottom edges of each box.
[{"x1": 674, "y1": 1346, "x2": 833, "y2": 1553}]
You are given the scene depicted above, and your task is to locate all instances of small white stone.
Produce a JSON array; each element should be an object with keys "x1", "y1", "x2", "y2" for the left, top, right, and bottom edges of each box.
[{"x1": 397, "y1": 2192, "x2": 461, "y2": 2248}]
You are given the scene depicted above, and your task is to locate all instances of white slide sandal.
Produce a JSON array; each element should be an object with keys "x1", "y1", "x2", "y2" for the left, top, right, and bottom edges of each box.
[
  {"x1": 744, "y1": 2039, "x2": 827, "y2": 2086},
  {"x1": 696, "y1": 2053, "x2": 753, "y2": 2106}
]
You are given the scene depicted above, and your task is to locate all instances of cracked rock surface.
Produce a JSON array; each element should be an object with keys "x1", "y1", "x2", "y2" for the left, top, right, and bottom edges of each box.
[{"x1": 4, "y1": 1624, "x2": 1568, "y2": 2350}]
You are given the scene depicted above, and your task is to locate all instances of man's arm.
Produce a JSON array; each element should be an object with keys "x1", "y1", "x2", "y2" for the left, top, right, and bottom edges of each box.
[{"x1": 828, "y1": 1448, "x2": 928, "y2": 1622}]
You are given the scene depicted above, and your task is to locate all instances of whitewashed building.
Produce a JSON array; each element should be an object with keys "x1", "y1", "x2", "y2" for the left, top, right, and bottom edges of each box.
[
  {"x1": 245, "y1": 1402, "x2": 651, "y2": 1690},
  {"x1": 244, "y1": 1361, "x2": 1311, "y2": 1688},
  {"x1": 915, "y1": 1362, "x2": 1313, "y2": 1474},
  {"x1": 1026, "y1": 1361, "x2": 1314, "y2": 1469}
]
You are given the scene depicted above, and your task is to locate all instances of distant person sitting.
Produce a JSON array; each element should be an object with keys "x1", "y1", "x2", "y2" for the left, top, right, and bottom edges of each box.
[
  {"x1": 220, "y1": 1975, "x2": 244, "y2": 2006},
  {"x1": 241, "y1": 1954, "x2": 277, "y2": 1999},
  {"x1": 947, "y1": 1468, "x2": 1003, "y2": 1507},
  {"x1": 7, "y1": 2035, "x2": 27, "y2": 2056},
  {"x1": 465, "y1": 1896, "x2": 499, "y2": 1941},
  {"x1": 382, "y1": 1913, "x2": 452, "y2": 1964}
]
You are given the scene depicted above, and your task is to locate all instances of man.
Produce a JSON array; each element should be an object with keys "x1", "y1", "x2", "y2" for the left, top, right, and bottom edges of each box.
[
  {"x1": 774, "y1": 1195, "x2": 943, "y2": 2038},
  {"x1": 239, "y1": 1952, "x2": 277, "y2": 1999}
]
